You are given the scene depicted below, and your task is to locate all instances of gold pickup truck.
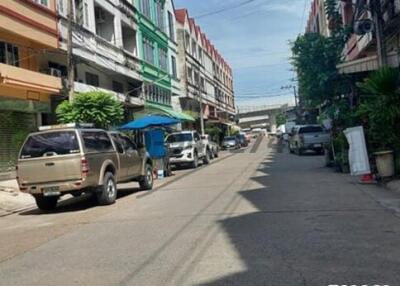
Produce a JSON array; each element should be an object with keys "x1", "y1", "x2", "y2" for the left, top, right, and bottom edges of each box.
[{"x1": 17, "y1": 124, "x2": 153, "y2": 211}]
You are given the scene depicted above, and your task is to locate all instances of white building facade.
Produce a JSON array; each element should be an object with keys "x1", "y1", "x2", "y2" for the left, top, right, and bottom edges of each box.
[
  {"x1": 55, "y1": 0, "x2": 144, "y2": 118},
  {"x1": 175, "y1": 9, "x2": 235, "y2": 129}
]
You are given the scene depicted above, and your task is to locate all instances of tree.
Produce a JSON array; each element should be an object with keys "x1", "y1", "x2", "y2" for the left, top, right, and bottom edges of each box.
[
  {"x1": 56, "y1": 92, "x2": 124, "y2": 129},
  {"x1": 276, "y1": 113, "x2": 287, "y2": 126},
  {"x1": 291, "y1": 0, "x2": 351, "y2": 109}
]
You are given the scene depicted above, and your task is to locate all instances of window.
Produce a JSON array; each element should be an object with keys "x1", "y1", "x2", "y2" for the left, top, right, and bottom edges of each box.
[
  {"x1": 194, "y1": 71, "x2": 199, "y2": 86},
  {"x1": 120, "y1": 135, "x2": 137, "y2": 151},
  {"x1": 82, "y1": 131, "x2": 114, "y2": 153},
  {"x1": 33, "y1": 0, "x2": 48, "y2": 7},
  {"x1": 84, "y1": 3, "x2": 89, "y2": 26},
  {"x1": 140, "y1": 0, "x2": 151, "y2": 18},
  {"x1": 85, "y1": 72, "x2": 99, "y2": 87},
  {"x1": 57, "y1": 0, "x2": 64, "y2": 14},
  {"x1": 143, "y1": 37, "x2": 155, "y2": 64},
  {"x1": 200, "y1": 77, "x2": 205, "y2": 91},
  {"x1": 299, "y1": 126, "x2": 324, "y2": 133},
  {"x1": 156, "y1": 1, "x2": 164, "y2": 31},
  {"x1": 187, "y1": 67, "x2": 193, "y2": 82},
  {"x1": 168, "y1": 11, "x2": 175, "y2": 40},
  {"x1": 112, "y1": 81, "x2": 124, "y2": 93},
  {"x1": 198, "y1": 47, "x2": 203, "y2": 63},
  {"x1": 171, "y1": 56, "x2": 177, "y2": 79},
  {"x1": 191, "y1": 40, "x2": 197, "y2": 57},
  {"x1": 159, "y1": 48, "x2": 168, "y2": 71},
  {"x1": 167, "y1": 133, "x2": 193, "y2": 143},
  {"x1": 20, "y1": 132, "x2": 80, "y2": 159},
  {"x1": 48, "y1": 61, "x2": 67, "y2": 77},
  {"x1": 0, "y1": 42, "x2": 19, "y2": 67},
  {"x1": 185, "y1": 32, "x2": 190, "y2": 51}
]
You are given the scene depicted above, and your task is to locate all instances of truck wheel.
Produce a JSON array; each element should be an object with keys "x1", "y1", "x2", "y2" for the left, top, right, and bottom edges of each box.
[
  {"x1": 191, "y1": 152, "x2": 199, "y2": 169},
  {"x1": 214, "y1": 149, "x2": 219, "y2": 158},
  {"x1": 139, "y1": 164, "x2": 153, "y2": 191},
  {"x1": 203, "y1": 150, "x2": 211, "y2": 164},
  {"x1": 96, "y1": 172, "x2": 117, "y2": 205},
  {"x1": 35, "y1": 195, "x2": 58, "y2": 211}
]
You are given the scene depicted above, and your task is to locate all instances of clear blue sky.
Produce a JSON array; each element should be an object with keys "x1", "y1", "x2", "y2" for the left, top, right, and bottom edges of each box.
[{"x1": 173, "y1": 0, "x2": 310, "y2": 108}]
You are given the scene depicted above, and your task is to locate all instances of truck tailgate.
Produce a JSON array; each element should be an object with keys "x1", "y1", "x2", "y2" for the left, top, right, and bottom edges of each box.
[
  {"x1": 18, "y1": 154, "x2": 82, "y2": 185},
  {"x1": 304, "y1": 133, "x2": 330, "y2": 145}
]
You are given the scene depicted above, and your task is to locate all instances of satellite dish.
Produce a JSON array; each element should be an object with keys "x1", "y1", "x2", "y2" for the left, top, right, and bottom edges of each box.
[{"x1": 354, "y1": 19, "x2": 374, "y2": 35}]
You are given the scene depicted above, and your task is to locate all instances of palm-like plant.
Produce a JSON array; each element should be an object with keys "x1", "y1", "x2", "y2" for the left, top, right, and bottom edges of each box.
[{"x1": 357, "y1": 67, "x2": 400, "y2": 151}]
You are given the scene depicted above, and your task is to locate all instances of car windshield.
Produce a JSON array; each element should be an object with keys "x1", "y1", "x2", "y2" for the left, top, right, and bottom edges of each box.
[
  {"x1": 20, "y1": 131, "x2": 80, "y2": 159},
  {"x1": 299, "y1": 126, "x2": 324, "y2": 133},
  {"x1": 167, "y1": 133, "x2": 193, "y2": 143},
  {"x1": 224, "y1": 137, "x2": 236, "y2": 141}
]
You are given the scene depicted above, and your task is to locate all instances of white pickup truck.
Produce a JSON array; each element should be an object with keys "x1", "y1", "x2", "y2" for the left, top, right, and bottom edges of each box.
[
  {"x1": 201, "y1": 134, "x2": 219, "y2": 159},
  {"x1": 166, "y1": 131, "x2": 211, "y2": 168},
  {"x1": 289, "y1": 125, "x2": 330, "y2": 155}
]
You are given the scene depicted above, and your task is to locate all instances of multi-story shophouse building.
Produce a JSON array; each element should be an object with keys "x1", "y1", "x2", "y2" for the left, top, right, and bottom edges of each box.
[
  {"x1": 337, "y1": 0, "x2": 400, "y2": 75},
  {"x1": 54, "y1": 0, "x2": 144, "y2": 120},
  {"x1": 306, "y1": 0, "x2": 330, "y2": 37},
  {"x1": 0, "y1": 0, "x2": 62, "y2": 178},
  {"x1": 175, "y1": 9, "x2": 235, "y2": 132},
  {"x1": 133, "y1": 0, "x2": 193, "y2": 121}
]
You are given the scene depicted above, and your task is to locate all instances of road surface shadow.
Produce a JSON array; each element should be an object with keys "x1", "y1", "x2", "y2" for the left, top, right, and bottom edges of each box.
[
  {"x1": 19, "y1": 187, "x2": 141, "y2": 216},
  {"x1": 196, "y1": 141, "x2": 400, "y2": 286}
]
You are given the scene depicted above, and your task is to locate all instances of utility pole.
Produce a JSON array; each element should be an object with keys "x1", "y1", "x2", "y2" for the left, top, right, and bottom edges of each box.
[
  {"x1": 371, "y1": 0, "x2": 387, "y2": 67},
  {"x1": 198, "y1": 89, "x2": 205, "y2": 136},
  {"x1": 67, "y1": 0, "x2": 75, "y2": 100},
  {"x1": 292, "y1": 85, "x2": 298, "y2": 108}
]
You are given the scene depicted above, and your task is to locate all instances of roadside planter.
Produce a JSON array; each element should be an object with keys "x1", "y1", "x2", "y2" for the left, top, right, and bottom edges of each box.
[{"x1": 374, "y1": 150, "x2": 395, "y2": 178}]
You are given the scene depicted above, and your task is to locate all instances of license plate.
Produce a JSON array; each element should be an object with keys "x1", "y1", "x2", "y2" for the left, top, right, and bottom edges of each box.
[
  {"x1": 42, "y1": 186, "x2": 60, "y2": 196},
  {"x1": 314, "y1": 144, "x2": 322, "y2": 148}
]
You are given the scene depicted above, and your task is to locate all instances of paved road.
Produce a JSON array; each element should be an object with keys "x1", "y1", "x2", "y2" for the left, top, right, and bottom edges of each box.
[{"x1": 1, "y1": 137, "x2": 400, "y2": 285}]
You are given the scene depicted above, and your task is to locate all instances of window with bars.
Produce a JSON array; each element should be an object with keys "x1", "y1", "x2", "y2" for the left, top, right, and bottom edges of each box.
[
  {"x1": 168, "y1": 11, "x2": 175, "y2": 40},
  {"x1": 0, "y1": 42, "x2": 19, "y2": 67},
  {"x1": 143, "y1": 37, "x2": 155, "y2": 64},
  {"x1": 156, "y1": 1, "x2": 165, "y2": 32},
  {"x1": 85, "y1": 72, "x2": 99, "y2": 87},
  {"x1": 159, "y1": 48, "x2": 168, "y2": 71},
  {"x1": 171, "y1": 56, "x2": 177, "y2": 79}
]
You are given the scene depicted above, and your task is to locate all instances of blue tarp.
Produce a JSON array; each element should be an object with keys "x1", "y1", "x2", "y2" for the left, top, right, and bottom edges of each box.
[{"x1": 119, "y1": 115, "x2": 180, "y2": 130}]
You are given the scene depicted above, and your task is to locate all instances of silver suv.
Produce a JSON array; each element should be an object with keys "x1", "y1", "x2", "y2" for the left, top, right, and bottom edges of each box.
[{"x1": 17, "y1": 124, "x2": 153, "y2": 211}]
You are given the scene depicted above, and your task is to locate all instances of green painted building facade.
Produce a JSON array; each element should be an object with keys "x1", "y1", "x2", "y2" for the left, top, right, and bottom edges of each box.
[{"x1": 134, "y1": 0, "x2": 172, "y2": 112}]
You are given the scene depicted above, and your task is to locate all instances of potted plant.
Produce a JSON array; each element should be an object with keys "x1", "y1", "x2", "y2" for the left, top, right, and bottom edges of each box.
[{"x1": 357, "y1": 67, "x2": 400, "y2": 178}]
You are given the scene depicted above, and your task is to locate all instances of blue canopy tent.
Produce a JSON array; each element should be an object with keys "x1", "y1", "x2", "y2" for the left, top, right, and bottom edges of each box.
[
  {"x1": 119, "y1": 115, "x2": 180, "y2": 177},
  {"x1": 119, "y1": 115, "x2": 180, "y2": 130}
]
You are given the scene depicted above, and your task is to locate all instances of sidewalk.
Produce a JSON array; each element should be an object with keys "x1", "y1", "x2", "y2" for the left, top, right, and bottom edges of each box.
[{"x1": 0, "y1": 180, "x2": 35, "y2": 217}]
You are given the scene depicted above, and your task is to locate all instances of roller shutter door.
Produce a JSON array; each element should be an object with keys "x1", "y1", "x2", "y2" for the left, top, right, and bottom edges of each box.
[{"x1": 0, "y1": 111, "x2": 37, "y2": 173}]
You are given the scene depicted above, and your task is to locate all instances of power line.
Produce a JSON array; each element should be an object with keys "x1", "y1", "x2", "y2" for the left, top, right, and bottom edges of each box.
[{"x1": 194, "y1": 0, "x2": 259, "y2": 19}]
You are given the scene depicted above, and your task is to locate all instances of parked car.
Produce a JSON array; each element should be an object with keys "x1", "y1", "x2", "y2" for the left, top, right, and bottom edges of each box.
[
  {"x1": 16, "y1": 124, "x2": 153, "y2": 211},
  {"x1": 222, "y1": 136, "x2": 240, "y2": 150},
  {"x1": 166, "y1": 131, "x2": 210, "y2": 168},
  {"x1": 236, "y1": 134, "x2": 248, "y2": 147},
  {"x1": 201, "y1": 134, "x2": 219, "y2": 159},
  {"x1": 289, "y1": 125, "x2": 330, "y2": 155}
]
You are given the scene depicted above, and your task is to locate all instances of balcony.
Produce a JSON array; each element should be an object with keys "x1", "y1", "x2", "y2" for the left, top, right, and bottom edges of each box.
[
  {"x1": 0, "y1": 63, "x2": 61, "y2": 94},
  {"x1": 0, "y1": 0, "x2": 58, "y2": 48},
  {"x1": 74, "y1": 81, "x2": 144, "y2": 107}
]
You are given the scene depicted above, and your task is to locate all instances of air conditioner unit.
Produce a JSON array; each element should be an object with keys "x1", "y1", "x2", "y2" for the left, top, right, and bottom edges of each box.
[
  {"x1": 49, "y1": 67, "x2": 62, "y2": 78},
  {"x1": 95, "y1": 8, "x2": 106, "y2": 23}
]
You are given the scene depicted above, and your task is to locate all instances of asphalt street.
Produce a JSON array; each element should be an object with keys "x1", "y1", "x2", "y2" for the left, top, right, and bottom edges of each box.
[{"x1": 1, "y1": 137, "x2": 400, "y2": 285}]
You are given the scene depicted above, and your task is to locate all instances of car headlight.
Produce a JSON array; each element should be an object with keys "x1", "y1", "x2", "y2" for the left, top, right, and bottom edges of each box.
[{"x1": 184, "y1": 145, "x2": 193, "y2": 150}]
